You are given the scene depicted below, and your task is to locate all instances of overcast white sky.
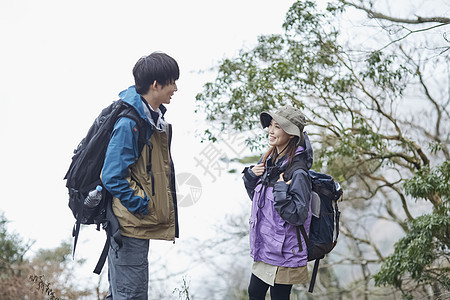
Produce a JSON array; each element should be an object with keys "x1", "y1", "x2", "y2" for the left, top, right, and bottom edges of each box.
[{"x1": 0, "y1": 0, "x2": 296, "y2": 265}]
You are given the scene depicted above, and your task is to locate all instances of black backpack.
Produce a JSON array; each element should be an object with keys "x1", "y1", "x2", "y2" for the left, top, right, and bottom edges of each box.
[
  {"x1": 64, "y1": 100, "x2": 147, "y2": 274},
  {"x1": 284, "y1": 161, "x2": 343, "y2": 293}
]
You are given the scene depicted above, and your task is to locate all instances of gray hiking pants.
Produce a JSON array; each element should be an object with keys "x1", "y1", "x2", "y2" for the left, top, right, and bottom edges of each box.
[{"x1": 105, "y1": 235, "x2": 149, "y2": 300}]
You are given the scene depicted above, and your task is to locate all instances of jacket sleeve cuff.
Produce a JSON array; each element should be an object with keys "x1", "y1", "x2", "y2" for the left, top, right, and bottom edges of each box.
[
  {"x1": 242, "y1": 166, "x2": 257, "y2": 181},
  {"x1": 274, "y1": 181, "x2": 289, "y2": 193}
]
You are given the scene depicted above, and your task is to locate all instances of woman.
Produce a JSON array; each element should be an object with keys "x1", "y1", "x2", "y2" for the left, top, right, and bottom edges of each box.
[{"x1": 242, "y1": 105, "x2": 313, "y2": 300}]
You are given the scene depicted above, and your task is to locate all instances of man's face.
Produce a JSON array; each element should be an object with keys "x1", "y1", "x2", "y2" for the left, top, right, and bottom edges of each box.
[{"x1": 157, "y1": 81, "x2": 178, "y2": 105}]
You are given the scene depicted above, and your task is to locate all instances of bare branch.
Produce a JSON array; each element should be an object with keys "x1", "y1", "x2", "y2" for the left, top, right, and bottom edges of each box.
[
  {"x1": 340, "y1": 224, "x2": 385, "y2": 261},
  {"x1": 342, "y1": 1, "x2": 450, "y2": 24},
  {"x1": 378, "y1": 23, "x2": 449, "y2": 51},
  {"x1": 334, "y1": 53, "x2": 405, "y2": 140},
  {"x1": 363, "y1": 173, "x2": 414, "y2": 221},
  {"x1": 382, "y1": 190, "x2": 408, "y2": 231}
]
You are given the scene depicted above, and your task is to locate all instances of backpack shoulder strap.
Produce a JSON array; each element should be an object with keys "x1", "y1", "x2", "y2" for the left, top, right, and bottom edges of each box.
[
  {"x1": 283, "y1": 155, "x2": 309, "y2": 181},
  {"x1": 117, "y1": 102, "x2": 155, "y2": 196},
  {"x1": 117, "y1": 102, "x2": 148, "y2": 154},
  {"x1": 308, "y1": 258, "x2": 321, "y2": 293},
  {"x1": 93, "y1": 194, "x2": 122, "y2": 274}
]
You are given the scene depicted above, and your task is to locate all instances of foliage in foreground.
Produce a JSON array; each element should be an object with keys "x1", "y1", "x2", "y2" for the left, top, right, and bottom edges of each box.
[{"x1": 0, "y1": 213, "x2": 93, "y2": 300}]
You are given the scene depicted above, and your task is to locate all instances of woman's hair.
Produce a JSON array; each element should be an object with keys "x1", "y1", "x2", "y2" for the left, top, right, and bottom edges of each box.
[
  {"x1": 262, "y1": 135, "x2": 300, "y2": 166},
  {"x1": 133, "y1": 52, "x2": 180, "y2": 95}
]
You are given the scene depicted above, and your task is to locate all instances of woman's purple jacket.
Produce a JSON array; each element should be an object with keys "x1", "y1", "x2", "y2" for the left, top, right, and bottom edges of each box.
[{"x1": 243, "y1": 133, "x2": 313, "y2": 267}]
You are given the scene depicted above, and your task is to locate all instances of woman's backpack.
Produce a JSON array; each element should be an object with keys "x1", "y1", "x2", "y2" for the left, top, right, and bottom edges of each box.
[{"x1": 284, "y1": 162, "x2": 343, "y2": 293}]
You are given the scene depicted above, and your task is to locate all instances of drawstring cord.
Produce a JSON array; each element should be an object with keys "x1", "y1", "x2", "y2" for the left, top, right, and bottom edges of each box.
[
  {"x1": 257, "y1": 185, "x2": 268, "y2": 209},
  {"x1": 257, "y1": 144, "x2": 290, "y2": 210},
  {"x1": 272, "y1": 144, "x2": 289, "y2": 164}
]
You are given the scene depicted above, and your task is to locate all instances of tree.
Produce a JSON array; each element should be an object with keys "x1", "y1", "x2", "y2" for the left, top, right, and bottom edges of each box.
[
  {"x1": 196, "y1": 0, "x2": 449, "y2": 298},
  {"x1": 30, "y1": 241, "x2": 93, "y2": 299},
  {"x1": 0, "y1": 213, "x2": 32, "y2": 276},
  {"x1": 373, "y1": 161, "x2": 450, "y2": 298},
  {"x1": 0, "y1": 212, "x2": 36, "y2": 299},
  {"x1": 0, "y1": 213, "x2": 93, "y2": 299}
]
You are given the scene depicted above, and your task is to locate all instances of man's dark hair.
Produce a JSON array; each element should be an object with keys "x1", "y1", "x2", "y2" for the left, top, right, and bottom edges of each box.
[{"x1": 133, "y1": 52, "x2": 180, "y2": 95}]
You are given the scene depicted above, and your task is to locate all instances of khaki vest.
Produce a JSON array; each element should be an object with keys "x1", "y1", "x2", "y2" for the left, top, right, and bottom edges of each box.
[{"x1": 112, "y1": 129, "x2": 176, "y2": 241}]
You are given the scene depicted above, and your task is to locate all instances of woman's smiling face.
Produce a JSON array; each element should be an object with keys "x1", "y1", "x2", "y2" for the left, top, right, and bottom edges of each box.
[{"x1": 267, "y1": 119, "x2": 293, "y2": 151}]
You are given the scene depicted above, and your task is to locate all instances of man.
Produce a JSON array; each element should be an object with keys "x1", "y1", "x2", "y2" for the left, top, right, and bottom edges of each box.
[{"x1": 101, "y1": 52, "x2": 180, "y2": 299}]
